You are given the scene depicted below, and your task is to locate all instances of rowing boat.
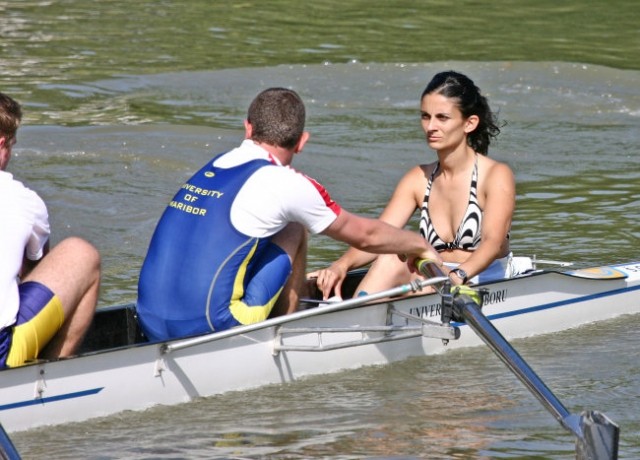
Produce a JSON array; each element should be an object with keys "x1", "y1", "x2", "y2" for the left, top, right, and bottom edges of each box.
[{"x1": 1, "y1": 260, "x2": 639, "y2": 436}]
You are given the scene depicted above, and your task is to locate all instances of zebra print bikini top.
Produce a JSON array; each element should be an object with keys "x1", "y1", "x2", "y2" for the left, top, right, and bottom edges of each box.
[{"x1": 419, "y1": 158, "x2": 483, "y2": 251}]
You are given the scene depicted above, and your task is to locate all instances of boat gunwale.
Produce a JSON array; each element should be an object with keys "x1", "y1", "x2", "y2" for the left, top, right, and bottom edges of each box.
[{"x1": 1, "y1": 263, "x2": 638, "y2": 371}]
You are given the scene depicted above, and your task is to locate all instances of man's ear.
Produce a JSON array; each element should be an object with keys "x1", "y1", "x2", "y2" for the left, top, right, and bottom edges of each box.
[
  {"x1": 294, "y1": 131, "x2": 310, "y2": 153},
  {"x1": 464, "y1": 115, "x2": 479, "y2": 133},
  {"x1": 244, "y1": 120, "x2": 253, "y2": 139},
  {"x1": 0, "y1": 136, "x2": 8, "y2": 170}
]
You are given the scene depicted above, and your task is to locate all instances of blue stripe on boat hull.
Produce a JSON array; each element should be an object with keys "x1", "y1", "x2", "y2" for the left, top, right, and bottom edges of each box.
[
  {"x1": 1, "y1": 281, "x2": 638, "y2": 414},
  {"x1": 0, "y1": 387, "x2": 103, "y2": 412},
  {"x1": 458, "y1": 284, "x2": 640, "y2": 325}
]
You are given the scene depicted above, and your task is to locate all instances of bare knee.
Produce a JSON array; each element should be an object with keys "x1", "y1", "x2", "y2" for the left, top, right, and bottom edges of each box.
[
  {"x1": 357, "y1": 253, "x2": 412, "y2": 294},
  {"x1": 57, "y1": 237, "x2": 100, "y2": 262},
  {"x1": 369, "y1": 253, "x2": 408, "y2": 276},
  {"x1": 25, "y1": 237, "x2": 101, "y2": 311},
  {"x1": 373, "y1": 253, "x2": 402, "y2": 266},
  {"x1": 55, "y1": 237, "x2": 101, "y2": 274}
]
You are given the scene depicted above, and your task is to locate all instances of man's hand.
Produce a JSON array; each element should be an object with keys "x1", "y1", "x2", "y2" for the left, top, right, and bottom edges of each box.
[{"x1": 307, "y1": 262, "x2": 348, "y2": 300}]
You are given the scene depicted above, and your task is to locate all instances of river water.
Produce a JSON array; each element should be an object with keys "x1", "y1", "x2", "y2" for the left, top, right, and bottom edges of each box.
[{"x1": 3, "y1": 1, "x2": 639, "y2": 458}]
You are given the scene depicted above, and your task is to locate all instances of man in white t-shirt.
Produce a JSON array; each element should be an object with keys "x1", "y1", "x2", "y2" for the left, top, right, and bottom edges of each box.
[
  {"x1": 137, "y1": 87, "x2": 441, "y2": 341},
  {"x1": 0, "y1": 92, "x2": 101, "y2": 368}
]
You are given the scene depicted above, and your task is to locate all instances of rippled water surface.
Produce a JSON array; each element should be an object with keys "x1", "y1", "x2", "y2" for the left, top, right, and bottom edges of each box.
[{"x1": 2, "y1": 0, "x2": 639, "y2": 458}]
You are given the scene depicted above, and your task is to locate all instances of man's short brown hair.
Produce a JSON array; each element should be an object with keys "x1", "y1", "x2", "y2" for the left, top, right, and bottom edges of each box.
[
  {"x1": 0, "y1": 92, "x2": 22, "y2": 141},
  {"x1": 247, "y1": 88, "x2": 305, "y2": 149}
]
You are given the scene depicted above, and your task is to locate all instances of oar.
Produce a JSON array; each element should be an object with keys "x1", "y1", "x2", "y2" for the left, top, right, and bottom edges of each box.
[
  {"x1": 0, "y1": 423, "x2": 21, "y2": 460},
  {"x1": 416, "y1": 260, "x2": 620, "y2": 460},
  {"x1": 164, "y1": 273, "x2": 449, "y2": 353}
]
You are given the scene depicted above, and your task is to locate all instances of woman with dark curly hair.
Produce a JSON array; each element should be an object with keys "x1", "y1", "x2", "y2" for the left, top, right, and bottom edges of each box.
[{"x1": 310, "y1": 71, "x2": 531, "y2": 299}]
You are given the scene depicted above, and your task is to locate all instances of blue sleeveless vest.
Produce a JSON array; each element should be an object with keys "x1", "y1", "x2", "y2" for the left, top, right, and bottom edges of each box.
[{"x1": 137, "y1": 155, "x2": 273, "y2": 340}]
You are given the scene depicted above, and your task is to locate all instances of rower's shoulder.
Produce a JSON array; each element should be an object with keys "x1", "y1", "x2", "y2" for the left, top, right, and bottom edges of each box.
[
  {"x1": 414, "y1": 161, "x2": 437, "y2": 177},
  {"x1": 479, "y1": 155, "x2": 514, "y2": 180}
]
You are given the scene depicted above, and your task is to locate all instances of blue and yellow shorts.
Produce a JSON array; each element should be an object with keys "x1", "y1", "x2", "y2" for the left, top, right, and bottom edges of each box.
[
  {"x1": 227, "y1": 242, "x2": 292, "y2": 328},
  {"x1": 2, "y1": 281, "x2": 64, "y2": 368}
]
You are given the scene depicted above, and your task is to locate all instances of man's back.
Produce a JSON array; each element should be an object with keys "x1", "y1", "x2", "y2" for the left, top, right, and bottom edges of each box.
[
  {"x1": 0, "y1": 170, "x2": 49, "y2": 328},
  {"x1": 137, "y1": 129, "x2": 347, "y2": 341},
  {"x1": 137, "y1": 152, "x2": 271, "y2": 340}
]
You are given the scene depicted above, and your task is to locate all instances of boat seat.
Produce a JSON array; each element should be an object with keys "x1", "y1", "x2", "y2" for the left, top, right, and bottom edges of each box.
[{"x1": 79, "y1": 303, "x2": 149, "y2": 353}]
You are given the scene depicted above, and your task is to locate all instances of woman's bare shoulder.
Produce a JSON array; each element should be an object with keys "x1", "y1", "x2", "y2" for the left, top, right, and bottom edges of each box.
[
  {"x1": 415, "y1": 161, "x2": 438, "y2": 177},
  {"x1": 393, "y1": 163, "x2": 434, "y2": 200},
  {"x1": 478, "y1": 155, "x2": 514, "y2": 179}
]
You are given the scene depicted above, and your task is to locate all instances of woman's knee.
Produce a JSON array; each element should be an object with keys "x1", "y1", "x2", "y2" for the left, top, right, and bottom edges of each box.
[
  {"x1": 370, "y1": 253, "x2": 407, "y2": 272},
  {"x1": 357, "y1": 253, "x2": 411, "y2": 294}
]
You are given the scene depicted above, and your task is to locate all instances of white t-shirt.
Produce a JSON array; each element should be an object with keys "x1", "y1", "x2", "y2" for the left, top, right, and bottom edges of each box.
[
  {"x1": 0, "y1": 170, "x2": 50, "y2": 329},
  {"x1": 213, "y1": 139, "x2": 341, "y2": 237}
]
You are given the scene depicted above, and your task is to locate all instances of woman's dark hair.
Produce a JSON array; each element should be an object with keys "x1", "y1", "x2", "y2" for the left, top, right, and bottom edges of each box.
[{"x1": 421, "y1": 71, "x2": 500, "y2": 155}]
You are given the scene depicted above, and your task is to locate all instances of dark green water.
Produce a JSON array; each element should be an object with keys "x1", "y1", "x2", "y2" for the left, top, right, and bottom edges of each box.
[{"x1": 3, "y1": 0, "x2": 640, "y2": 124}]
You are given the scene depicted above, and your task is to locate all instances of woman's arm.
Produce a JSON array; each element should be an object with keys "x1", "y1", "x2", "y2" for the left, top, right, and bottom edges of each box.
[{"x1": 308, "y1": 165, "x2": 429, "y2": 298}]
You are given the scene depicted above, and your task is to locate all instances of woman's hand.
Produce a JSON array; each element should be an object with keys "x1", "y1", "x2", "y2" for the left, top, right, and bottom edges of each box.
[{"x1": 447, "y1": 268, "x2": 466, "y2": 286}]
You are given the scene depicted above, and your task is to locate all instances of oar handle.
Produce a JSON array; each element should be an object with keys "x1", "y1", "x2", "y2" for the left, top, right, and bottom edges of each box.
[{"x1": 415, "y1": 258, "x2": 446, "y2": 279}]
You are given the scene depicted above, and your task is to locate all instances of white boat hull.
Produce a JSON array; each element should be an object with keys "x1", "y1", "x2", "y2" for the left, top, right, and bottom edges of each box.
[{"x1": 1, "y1": 261, "x2": 639, "y2": 433}]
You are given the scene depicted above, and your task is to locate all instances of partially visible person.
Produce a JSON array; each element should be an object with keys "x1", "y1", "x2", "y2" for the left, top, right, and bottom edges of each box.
[
  {"x1": 0, "y1": 92, "x2": 101, "y2": 368},
  {"x1": 310, "y1": 71, "x2": 532, "y2": 299},
  {"x1": 136, "y1": 87, "x2": 440, "y2": 341}
]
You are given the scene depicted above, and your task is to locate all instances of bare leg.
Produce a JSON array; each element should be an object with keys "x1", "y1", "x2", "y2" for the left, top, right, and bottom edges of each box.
[
  {"x1": 23, "y1": 237, "x2": 101, "y2": 357},
  {"x1": 355, "y1": 253, "x2": 420, "y2": 296},
  {"x1": 269, "y1": 223, "x2": 307, "y2": 317}
]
